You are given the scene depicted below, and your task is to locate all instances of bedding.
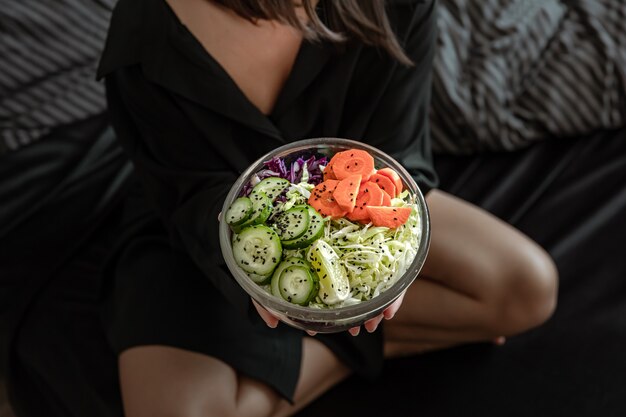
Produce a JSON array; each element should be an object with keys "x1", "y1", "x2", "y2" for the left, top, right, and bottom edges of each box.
[
  {"x1": 431, "y1": 0, "x2": 626, "y2": 153},
  {"x1": 0, "y1": 0, "x2": 114, "y2": 154}
]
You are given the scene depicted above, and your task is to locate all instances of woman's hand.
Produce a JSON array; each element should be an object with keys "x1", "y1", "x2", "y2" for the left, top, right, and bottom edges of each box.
[
  {"x1": 252, "y1": 290, "x2": 407, "y2": 336},
  {"x1": 349, "y1": 291, "x2": 406, "y2": 336}
]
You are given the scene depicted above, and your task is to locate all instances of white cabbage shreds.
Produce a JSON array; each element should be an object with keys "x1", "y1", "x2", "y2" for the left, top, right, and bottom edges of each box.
[{"x1": 317, "y1": 192, "x2": 422, "y2": 305}]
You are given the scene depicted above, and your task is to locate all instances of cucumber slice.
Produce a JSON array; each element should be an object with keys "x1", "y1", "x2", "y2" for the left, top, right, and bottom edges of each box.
[
  {"x1": 278, "y1": 265, "x2": 318, "y2": 305},
  {"x1": 247, "y1": 272, "x2": 272, "y2": 285},
  {"x1": 282, "y1": 205, "x2": 324, "y2": 249},
  {"x1": 273, "y1": 206, "x2": 310, "y2": 241},
  {"x1": 232, "y1": 225, "x2": 282, "y2": 277},
  {"x1": 306, "y1": 240, "x2": 350, "y2": 305},
  {"x1": 232, "y1": 191, "x2": 272, "y2": 232},
  {"x1": 225, "y1": 197, "x2": 252, "y2": 226},
  {"x1": 252, "y1": 177, "x2": 290, "y2": 201},
  {"x1": 271, "y1": 257, "x2": 312, "y2": 298}
]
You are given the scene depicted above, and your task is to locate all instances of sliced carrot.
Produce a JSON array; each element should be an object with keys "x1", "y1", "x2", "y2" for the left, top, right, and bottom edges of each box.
[
  {"x1": 376, "y1": 167, "x2": 403, "y2": 196},
  {"x1": 381, "y1": 190, "x2": 392, "y2": 206},
  {"x1": 329, "y1": 149, "x2": 376, "y2": 182},
  {"x1": 308, "y1": 180, "x2": 348, "y2": 219},
  {"x1": 333, "y1": 174, "x2": 361, "y2": 213},
  {"x1": 346, "y1": 181, "x2": 384, "y2": 222},
  {"x1": 323, "y1": 158, "x2": 337, "y2": 180},
  {"x1": 366, "y1": 206, "x2": 412, "y2": 228},
  {"x1": 369, "y1": 173, "x2": 396, "y2": 198}
]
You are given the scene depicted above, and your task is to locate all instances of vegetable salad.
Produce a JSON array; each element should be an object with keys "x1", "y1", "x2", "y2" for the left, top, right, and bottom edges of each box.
[{"x1": 226, "y1": 148, "x2": 422, "y2": 308}]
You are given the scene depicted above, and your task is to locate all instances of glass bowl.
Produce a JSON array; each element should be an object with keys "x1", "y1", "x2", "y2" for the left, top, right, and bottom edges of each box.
[{"x1": 219, "y1": 138, "x2": 430, "y2": 333}]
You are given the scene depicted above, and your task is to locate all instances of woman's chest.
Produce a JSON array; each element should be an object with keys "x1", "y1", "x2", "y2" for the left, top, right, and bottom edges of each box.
[{"x1": 167, "y1": 0, "x2": 303, "y2": 115}]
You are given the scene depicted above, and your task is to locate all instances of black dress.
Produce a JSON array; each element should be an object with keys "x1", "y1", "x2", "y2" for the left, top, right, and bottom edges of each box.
[{"x1": 97, "y1": 0, "x2": 438, "y2": 401}]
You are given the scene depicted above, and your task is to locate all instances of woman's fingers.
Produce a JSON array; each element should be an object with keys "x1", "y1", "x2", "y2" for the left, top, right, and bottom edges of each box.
[
  {"x1": 383, "y1": 291, "x2": 406, "y2": 320},
  {"x1": 358, "y1": 291, "x2": 408, "y2": 335},
  {"x1": 353, "y1": 292, "x2": 408, "y2": 336},
  {"x1": 252, "y1": 299, "x2": 279, "y2": 328},
  {"x1": 364, "y1": 314, "x2": 384, "y2": 333}
]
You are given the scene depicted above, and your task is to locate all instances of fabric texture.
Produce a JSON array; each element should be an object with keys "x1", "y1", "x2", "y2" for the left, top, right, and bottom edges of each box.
[
  {"x1": 0, "y1": 116, "x2": 131, "y2": 416},
  {"x1": 431, "y1": 0, "x2": 626, "y2": 153},
  {"x1": 96, "y1": 0, "x2": 438, "y2": 402},
  {"x1": 10, "y1": 209, "x2": 124, "y2": 417},
  {"x1": 0, "y1": 0, "x2": 115, "y2": 154}
]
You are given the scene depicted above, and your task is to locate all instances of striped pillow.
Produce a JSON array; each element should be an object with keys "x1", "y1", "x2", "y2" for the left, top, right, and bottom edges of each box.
[
  {"x1": 431, "y1": 0, "x2": 626, "y2": 154},
  {"x1": 0, "y1": 0, "x2": 115, "y2": 155}
]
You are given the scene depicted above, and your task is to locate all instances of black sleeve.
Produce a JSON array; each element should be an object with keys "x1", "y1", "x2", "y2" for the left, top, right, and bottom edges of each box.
[
  {"x1": 348, "y1": 0, "x2": 439, "y2": 194},
  {"x1": 105, "y1": 68, "x2": 249, "y2": 314}
]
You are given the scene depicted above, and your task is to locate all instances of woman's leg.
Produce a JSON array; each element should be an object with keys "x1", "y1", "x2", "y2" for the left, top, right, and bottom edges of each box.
[
  {"x1": 385, "y1": 190, "x2": 558, "y2": 356},
  {"x1": 118, "y1": 338, "x2": 349, "y2": 417}
]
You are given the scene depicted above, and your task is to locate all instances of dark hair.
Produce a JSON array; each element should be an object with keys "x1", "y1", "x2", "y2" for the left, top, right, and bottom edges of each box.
[{"x1": 212, "y1": 0, "x2": 413, "y2": 65}]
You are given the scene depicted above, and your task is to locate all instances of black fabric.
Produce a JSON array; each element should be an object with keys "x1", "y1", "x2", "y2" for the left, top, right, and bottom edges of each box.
[
  {"x1": 0, "y1": 115, "x2": 131, "y2": 379},
  {"x1": 0, "y1": 116, "x2": 132, "y2": 416},
  {"x1": 10, "y1": 211, "x2": 124, "y2": 417},
  {"x1": 95, "y1": 0, "x2": 438, "y2": 400},
  {"x1": 296, "y1": 127, "x2": 626, "y2": 417}
]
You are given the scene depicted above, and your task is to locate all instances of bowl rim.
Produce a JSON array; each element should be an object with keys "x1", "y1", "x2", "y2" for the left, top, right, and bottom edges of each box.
[{"x1": 219, "y1": 137, "x2": 430, "y2": 322}]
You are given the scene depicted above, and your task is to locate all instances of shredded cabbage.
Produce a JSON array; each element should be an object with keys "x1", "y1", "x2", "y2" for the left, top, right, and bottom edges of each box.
[
  {"x1": 273, "y1": 180, "x2": 314, "y2": 212},
  {"x1": 317, "y1": 195, "x2": 421, "y2": 305}
]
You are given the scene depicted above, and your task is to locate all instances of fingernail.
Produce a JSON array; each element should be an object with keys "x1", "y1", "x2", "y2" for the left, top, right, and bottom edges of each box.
[
  {"x1": 494, "y1": 336, "x2": 506, "y2": 345},
  {"x1": 349, "y1": 327, "x2": 360, "y2": 337},
  {"x1": 306, "y1": 330, "x2": 317, "y2": 336}
]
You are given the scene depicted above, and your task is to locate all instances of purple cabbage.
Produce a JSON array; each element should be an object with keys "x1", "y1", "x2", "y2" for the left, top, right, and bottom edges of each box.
[
  {"x1": 241, "y1": 154, "x2": 329, "y2": 196},
  {"x1": 264, "y1": 157, "x2": 288, "y2": 178},
  {"x1": 301, "y1": 155, "x2": 328, "y2": 184}
]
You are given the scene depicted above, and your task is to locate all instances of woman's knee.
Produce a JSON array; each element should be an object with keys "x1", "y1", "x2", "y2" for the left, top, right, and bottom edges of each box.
[
  {"x1": 487, "y1": 243, "x2": 559, "y2": 335},
  {"x1": 425, "y1": 190, "x2": 558, "y2": 337}
]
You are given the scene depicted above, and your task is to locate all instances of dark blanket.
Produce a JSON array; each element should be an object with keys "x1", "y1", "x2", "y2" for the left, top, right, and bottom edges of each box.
[{"x1": 298, "y1": 128, "x2": 626, "y2": 417}]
